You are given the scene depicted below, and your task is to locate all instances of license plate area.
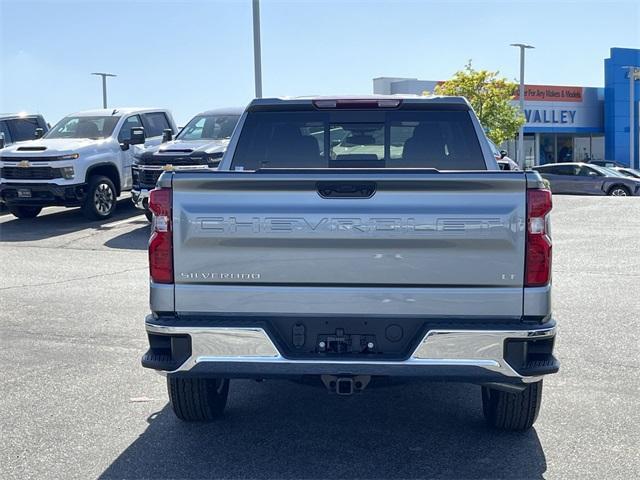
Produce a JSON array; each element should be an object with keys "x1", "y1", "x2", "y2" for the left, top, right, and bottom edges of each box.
[
  {"x1": 17, "y1": 188, "x2": 32, "y2": 198},
  {"x1": 318, "y1": 329, "x2": 377, "y2": 354},
  {"x1": 269, "y1": 316, "x2": 426, "y2": 360}
]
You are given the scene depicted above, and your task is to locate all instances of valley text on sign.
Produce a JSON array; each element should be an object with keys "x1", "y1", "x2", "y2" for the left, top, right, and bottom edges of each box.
[{"x1": 525, "y1": 109, "x2": 577, "y2": 124}]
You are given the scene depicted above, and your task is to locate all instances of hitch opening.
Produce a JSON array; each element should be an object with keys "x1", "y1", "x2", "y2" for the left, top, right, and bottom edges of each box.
[
  {"x1": 336, "y1": 377, "x2": 353, "y2": 395},
  {"x1": 321, "y1": 375, "x2": 371, "y2": 395}
]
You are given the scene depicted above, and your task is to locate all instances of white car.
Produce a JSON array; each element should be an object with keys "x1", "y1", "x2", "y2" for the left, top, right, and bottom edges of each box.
[{"x1": 0, "y1": 108, "x2": 177, "y2": 219}]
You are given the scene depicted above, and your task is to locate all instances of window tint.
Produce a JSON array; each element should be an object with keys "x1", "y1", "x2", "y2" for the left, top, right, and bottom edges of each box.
[
  {"x1": 231, "y1": 109, "x2": 485, "y2": 170},
  {"x1": 233, "y1": 113, "x2": 325, "y2": 169},
  {"x1": 0, "y1": 121, "x2": 12, "y2": 144},
  {"x1": 118, "y1": 115, "x2": 143, "y2": 142},
  {"x1": 8, "y1": 117, "x2": 40, "y2": 142},
  {"x1": 143, "y1": 112, "x2": 171, "y2": 137},
  {"x1": 554, "y1": 165, "x2": 578, "y2": 175},
  {"x1": 578, "y1": 166, "x2": 600, "y2": 177},
  {"x1": 330, "y1": 123, "x2": 384, "y2": 166},
  {"x1": 537, "y1": 165, "x2": 575, "y2": 175},
  {"x1": 388, "y1": 114, "x2": 483, "y2": 169}
]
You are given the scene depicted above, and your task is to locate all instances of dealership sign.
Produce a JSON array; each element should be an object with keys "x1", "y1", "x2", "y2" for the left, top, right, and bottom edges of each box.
[
  {"x1": 514, "y1": 85, "x2": 583, "y2": 102},
  {"x1": 525, "y1": 109, "x2": 577, "y2": 124},
  {"x1": 513, "y1": 84, "x2": 603, "y2": 131}
]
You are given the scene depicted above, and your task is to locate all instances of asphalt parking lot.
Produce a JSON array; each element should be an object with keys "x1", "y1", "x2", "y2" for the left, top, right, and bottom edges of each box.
[{"x1": 1, "y1": 195, "x2": 639, "y2": 480}]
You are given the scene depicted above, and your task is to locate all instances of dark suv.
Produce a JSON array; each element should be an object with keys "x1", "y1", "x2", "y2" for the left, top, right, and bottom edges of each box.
[{"x1": 0, "y1": 114, "x2": 49, "y2": 147}]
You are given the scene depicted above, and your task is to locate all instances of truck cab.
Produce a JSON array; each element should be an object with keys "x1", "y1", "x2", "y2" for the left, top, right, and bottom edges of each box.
[
  {"x1": 0, "y1": 113, "x2": 49, "y2": 147},
  {"x1": 0, "y1": 108, "x2": 177, "y2": 219},
  {"x1": 132, "y1": 107, "x2": 242, "y2": 220}
]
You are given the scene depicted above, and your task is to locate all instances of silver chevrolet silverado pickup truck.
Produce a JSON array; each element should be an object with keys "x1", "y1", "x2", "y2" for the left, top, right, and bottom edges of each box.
[{"x1": 141, "y1": 96, "x2": 558, "y2": 431}]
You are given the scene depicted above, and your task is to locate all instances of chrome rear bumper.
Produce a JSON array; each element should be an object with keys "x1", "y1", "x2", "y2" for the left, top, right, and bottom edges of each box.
[
  {"x1": 131, "y1": 188, "x2": 149, "y2": 210},
  {"x1": 143, "y1": 319, "x2": 557, "y2": 383}
]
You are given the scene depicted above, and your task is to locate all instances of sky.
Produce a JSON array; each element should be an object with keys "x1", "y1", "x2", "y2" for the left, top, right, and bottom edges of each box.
[{"x1": 1, "y1": 0, "x2": 638, "y2": 125}]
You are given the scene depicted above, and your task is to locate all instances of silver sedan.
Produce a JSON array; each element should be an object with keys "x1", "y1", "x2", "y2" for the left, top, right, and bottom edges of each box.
[{"x1": 532, "y1": 162, "x2": 640, "y2": 196}]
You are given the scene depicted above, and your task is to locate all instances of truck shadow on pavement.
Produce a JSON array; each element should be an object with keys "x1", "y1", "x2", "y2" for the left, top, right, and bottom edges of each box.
[
  {"x1": 104, "y1": 224, "x2": 150, "y2": 250},
  {"x1": 0, "y1": 199, "x2": 143, "y2": 242},
  {"x1": 100, "y1": 380, "x2": 547, "y2": 479}
]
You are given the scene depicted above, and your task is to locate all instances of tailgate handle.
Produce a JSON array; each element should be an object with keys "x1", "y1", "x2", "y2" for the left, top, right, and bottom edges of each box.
[{"x1": 317, "y1": 182, "x2": 376, "y2": 199}]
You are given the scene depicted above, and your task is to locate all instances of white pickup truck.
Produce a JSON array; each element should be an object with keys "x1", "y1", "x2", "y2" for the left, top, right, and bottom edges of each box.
[
  {"x1": 141, "y1": 96, "x2": 558, "y2": 431},
  {"x1": 0, "y1": 108, "x2": 177, "y2": 219}
]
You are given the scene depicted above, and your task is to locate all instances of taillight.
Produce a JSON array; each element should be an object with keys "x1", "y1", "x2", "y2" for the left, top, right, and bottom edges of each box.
[
  {"x1": 148, "y1": 188, "x2": 173, "y2": 284},
  {"x1": 525, "y1": 188, "x2": 552, "y2": 287}
]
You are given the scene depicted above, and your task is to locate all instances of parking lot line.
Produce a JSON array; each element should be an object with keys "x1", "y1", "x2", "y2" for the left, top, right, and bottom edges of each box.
[{"x1": 101, "y1": 215, "x2": 147, "y2": 229}]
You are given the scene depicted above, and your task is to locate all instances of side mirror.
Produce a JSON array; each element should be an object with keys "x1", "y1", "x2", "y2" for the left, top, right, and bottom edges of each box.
[
  {"x1": 129, "y1": 127, "x2": 145, "y2": 145},
  {"x1": 0, "y1": 133, "x2": 5, "y2": 149},
  {"x1": 162, "y1": 129, "x2": 173, "y2": 143},
  {"x1": 34, "y1": 128, "x2": 44, "y2": 139},
  {"x1": 500, "y1": 150, "x2": 508, "y2": 159}
]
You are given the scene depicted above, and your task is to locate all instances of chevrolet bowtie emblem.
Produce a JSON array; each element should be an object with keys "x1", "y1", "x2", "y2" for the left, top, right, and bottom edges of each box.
[
  {"x1": 18, "y1": 160, "x2": 31, "y2": 168},
  {"x1": 162, "y1": 164, "x2": 175, "y2": 171}
]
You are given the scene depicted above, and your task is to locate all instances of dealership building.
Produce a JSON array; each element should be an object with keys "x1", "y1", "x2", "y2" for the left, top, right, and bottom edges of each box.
[{"x1": 373, "y1": 47, "x2": 640, "y2": 168}]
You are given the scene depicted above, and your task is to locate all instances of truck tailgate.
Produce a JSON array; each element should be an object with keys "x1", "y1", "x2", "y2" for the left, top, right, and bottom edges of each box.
[{"x1": 171, "y1": 171, "x2": 527, "y2": 318}]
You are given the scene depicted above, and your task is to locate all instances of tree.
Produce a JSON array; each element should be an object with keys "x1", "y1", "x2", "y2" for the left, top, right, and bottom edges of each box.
[{"x1": 426, "y1": 61, "x2": 525, "y2": 145}]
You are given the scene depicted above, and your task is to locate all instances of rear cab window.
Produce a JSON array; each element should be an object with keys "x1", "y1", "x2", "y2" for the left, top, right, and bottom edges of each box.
[{"x1": 231, "y1": 108, "x2": 485, "y2": 170}]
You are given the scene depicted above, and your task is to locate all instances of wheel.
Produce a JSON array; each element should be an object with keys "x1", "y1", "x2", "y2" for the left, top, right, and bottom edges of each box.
[
  {"x1": 8, "y1": 205, "x2": 42, "y2": 219},
  {"x1": 481, "y1": 381, "x2": 543, "y2": 431},
  {"x1": 608, "y1": 185, "x2": 630, "y2": 196},
  {"x1": 144, "y1": 209, "x2": 153, "y2": 222},
  {"x1": 167, "y1": 376, "x2": 229, "y2": 422},
  {"x1": 82, "y1": 175, "x2": 117, "y2": 219}
]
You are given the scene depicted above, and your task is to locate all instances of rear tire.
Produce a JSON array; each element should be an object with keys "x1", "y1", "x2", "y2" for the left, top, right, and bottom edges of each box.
[
  {"x1": 8, "y1": 205, "x2": 42, "y2": 219},
  {"x1": 144, "y1": 209, "x2": 153, "y2": 222},
  {"x1": 167, "y1": 376, "x2": 229, "y2": 422},
  {"x1": 82, "y1": 175, "x2": 117, "y2": 220},
  {"x1": 481, "y1": 381, "x2": 543, "y2": 431},
  {"x1": 608, "y1": 185, "x2": 630, "y2": 196}
]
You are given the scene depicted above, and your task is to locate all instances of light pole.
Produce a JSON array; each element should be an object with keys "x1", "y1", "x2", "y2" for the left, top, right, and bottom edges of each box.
[
  {"x1": 510, "y1": 43, "x2": 534, "y2": 168},
  {"x1": 91, "y1": 72, "x2": 117, "y2": 109},
  {"x1": 252, "y1": 0, "x2": 262, "y2": 98},
  {"x1": 623, "y1": 66, "x2": 640, "y2": 169}
]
